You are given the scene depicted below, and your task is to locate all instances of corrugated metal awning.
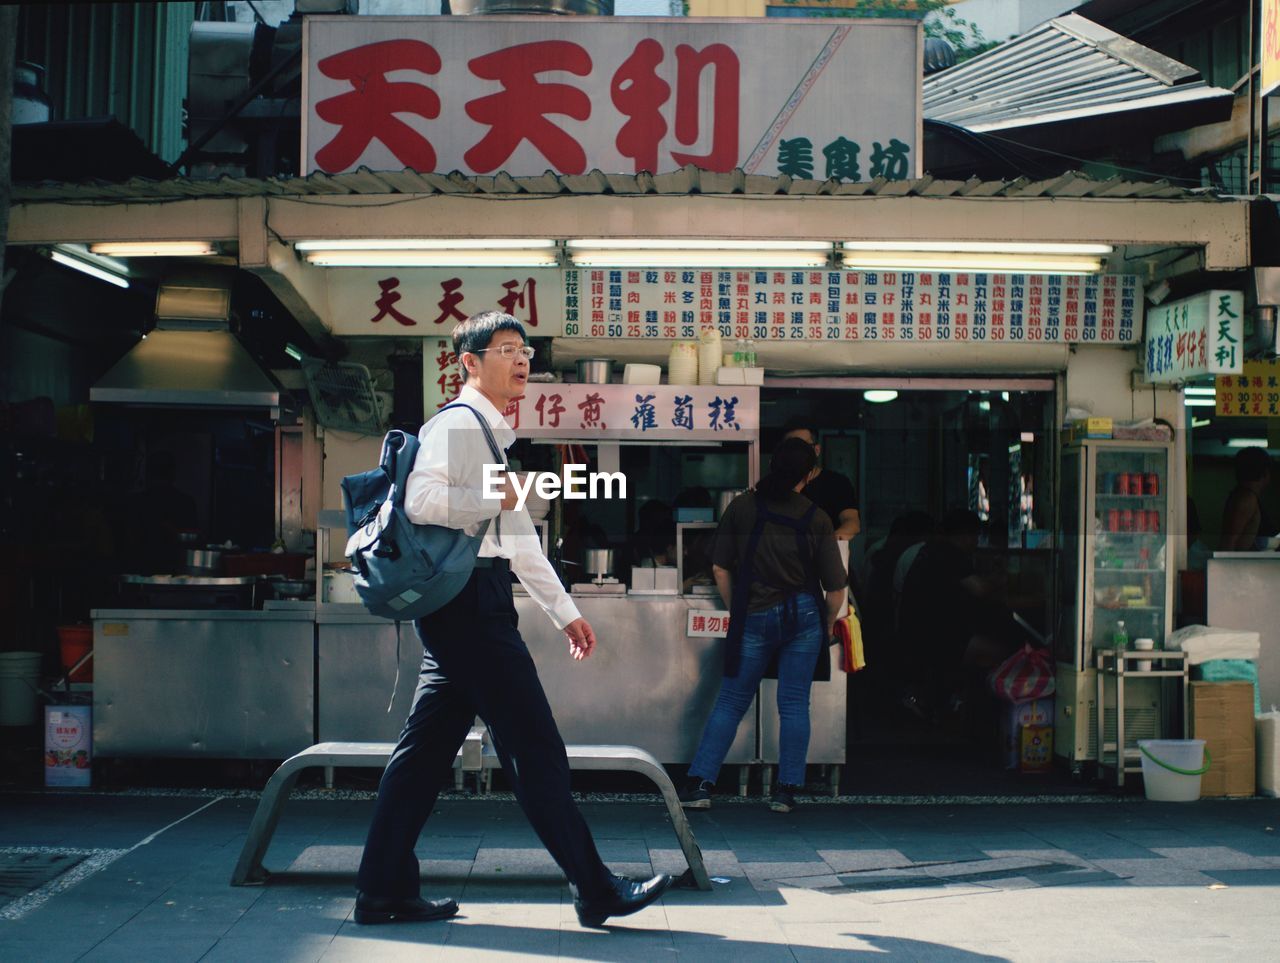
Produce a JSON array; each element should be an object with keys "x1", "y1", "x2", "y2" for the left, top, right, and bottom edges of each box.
[
  {"x1": 923, "y1": 13, "x2": 1234, "y2": 133},
  {"x1": 11, "y1": 167, "x2": 1217, "y2": 204}
]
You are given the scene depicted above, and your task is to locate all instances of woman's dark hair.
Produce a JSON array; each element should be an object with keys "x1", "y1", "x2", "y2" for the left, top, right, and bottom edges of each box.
[
  {"x1": 756, "y1": 436, "x2": 817, "y2": 502},
  {"x1": 452, "y1": 310, "x2": 528, "y2": 381},
  {"x1": 1235, "y1": 446, "x2": 1272, "y2": 484}
]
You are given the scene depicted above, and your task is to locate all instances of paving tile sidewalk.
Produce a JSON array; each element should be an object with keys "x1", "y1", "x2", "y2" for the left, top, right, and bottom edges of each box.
[{"x1": 3, "y1": 790, "x2": 1280, "y2": 961}]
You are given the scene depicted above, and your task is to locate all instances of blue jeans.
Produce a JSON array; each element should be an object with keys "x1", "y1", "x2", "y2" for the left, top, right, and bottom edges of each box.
[{"x1": 689, "y1": 593, "x2": 824, "y2": 787}]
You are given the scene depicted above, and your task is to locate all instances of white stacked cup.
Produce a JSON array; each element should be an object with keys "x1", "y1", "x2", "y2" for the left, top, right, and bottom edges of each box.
[{"x1": 1134, "y1": 637, "x2": 1155, "y2": 672}]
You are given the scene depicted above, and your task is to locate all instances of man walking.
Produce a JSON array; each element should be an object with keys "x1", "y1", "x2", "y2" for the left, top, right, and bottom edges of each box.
[{"x1": 355, "y1": 310, "x2": 672, "y2": 927}]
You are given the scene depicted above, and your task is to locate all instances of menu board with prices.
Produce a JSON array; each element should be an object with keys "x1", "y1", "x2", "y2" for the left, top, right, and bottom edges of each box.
[
  {"x1": 564, "y1": 269, "x2": 1141, "y2": 344},
  {"x1": 1215, "y1": 359, "x2": 1280, "y2": 417}
]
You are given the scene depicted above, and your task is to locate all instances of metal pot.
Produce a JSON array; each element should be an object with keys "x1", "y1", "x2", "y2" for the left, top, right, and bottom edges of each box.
[
  {"x1": 575, "y1": 358, "x2": 613, "y2": 384},
  {"x1": 584, "y1": 548, "x2": 614, "y2": 578},
  {"x1": 183, "y1": 548, "x2": 223, "y2": 575},
  {"x1": 717, "y1": 489, "x2": 745, "y2": 519}
]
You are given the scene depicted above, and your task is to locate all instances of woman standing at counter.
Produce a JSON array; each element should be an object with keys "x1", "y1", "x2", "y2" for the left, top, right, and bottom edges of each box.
[{"x1": 680, "y1": 438, "x2": 846, "y2": 813}]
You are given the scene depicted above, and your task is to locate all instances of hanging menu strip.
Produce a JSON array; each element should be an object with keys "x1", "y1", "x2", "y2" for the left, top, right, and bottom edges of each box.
[{"x1": 563, "y1": 269, "x2": 1142, "y2": 344}]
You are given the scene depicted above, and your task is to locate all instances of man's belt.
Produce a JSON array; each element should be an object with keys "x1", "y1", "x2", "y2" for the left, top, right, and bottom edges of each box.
[{"x1": 474, "y1": 556, "x2": 511, "y2": 571}]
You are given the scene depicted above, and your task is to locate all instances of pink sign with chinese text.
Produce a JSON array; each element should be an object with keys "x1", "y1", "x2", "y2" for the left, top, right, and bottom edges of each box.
[
  {"x1": 687, "y1": 609, "x2": 731, "y2": 638},
  {"x1": 504, "y1": 384, "x2": 759, "y2": 440},
  {"x1": 327, "y1": 268, "x2": 563, "y2": 336},
  {"x1": 303, "y1": 16, "x2": 920, "y2": 179}
]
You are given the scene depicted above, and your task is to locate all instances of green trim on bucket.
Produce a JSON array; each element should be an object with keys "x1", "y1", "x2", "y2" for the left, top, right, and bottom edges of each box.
[{"x1": 1139, "y1": 743, "x2": 1211, "y2": 776}]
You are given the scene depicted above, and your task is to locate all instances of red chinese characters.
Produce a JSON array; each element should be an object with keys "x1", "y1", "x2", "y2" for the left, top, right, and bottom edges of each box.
[
  {"x1": 465, "y1": 41, "x2": 593, "y2": 174},
  {"x1": 314, "y1": 40, "x2": 442, "y2": 173},
  {"x1": 314, "y1": 37, "x2": 743, "y2": 175},
  {"x1": 370, "y1": 277, "x2": 418, "y2": 327}
]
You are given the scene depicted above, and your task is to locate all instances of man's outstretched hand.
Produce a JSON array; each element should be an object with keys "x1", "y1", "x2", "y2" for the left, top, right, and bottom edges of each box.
[{"x1": 564, "y1": 618, "x2": 597, "y2": 661}]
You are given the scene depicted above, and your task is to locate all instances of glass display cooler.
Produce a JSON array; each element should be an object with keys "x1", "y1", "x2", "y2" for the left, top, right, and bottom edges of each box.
[{"x1": 1054, "y1": 439, "x2": 1177, "y2": 772}]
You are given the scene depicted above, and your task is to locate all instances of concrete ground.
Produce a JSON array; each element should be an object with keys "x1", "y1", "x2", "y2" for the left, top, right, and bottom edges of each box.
[{"x1": 3, "y1": 786, "x2": 1280, "y2": 961}]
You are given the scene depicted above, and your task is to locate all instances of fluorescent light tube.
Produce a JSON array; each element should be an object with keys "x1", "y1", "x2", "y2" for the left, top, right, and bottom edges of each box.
[
  {"x1": 295, "y1": 239, "x2": 556, "y2": 251},
  {"x1": 841, "y1": 252, "x2": 1103, "y2": 273},
  {"x1": 842, "y1": 241, "x2": 1113, "y2": 255},
  {"x1": 49, "y1": 250, "x2": 130, "y2": 288},
  {"x1": 1226, "y1": 438, "x2": 1269, "y2": 448},
  {"x1": 570, "y1": 251, "x2": 828, "y2": 268},
  {"x1": 1183, "y1": 398, "x2": 1217, "y2": 407},
  {"x1": 567, "y1": 239, "x2": 831, "y2": 252},
  {"x1": 1191, "y1": 417, "x2": 1211, "y2": 428},
  {"x1": 89, "y1": 241, "x2": 215, "y2": 257},
  {"x1": 304, "y1": 250, "x2": 560, "y2": 267},
  {"x1": 1183, "y1": 386, "x2": 1217, "y2": 396},
  {"x1": 285, "y1": 344, "x2": 304, "y2": 361},
  {"x1": 863, "y1": 389, "x2": 898, "y2": 403}
]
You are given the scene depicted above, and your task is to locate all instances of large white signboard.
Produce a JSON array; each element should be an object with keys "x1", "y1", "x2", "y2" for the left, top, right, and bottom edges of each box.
[
  {"x1": 303, "y1": 16, "x2": 921, "y2": 179},
  {"x1": 1143, "y1": 290, "x2": 1244, "y2": 383},
  {"x1": 504, "y1": 383, "x2": 759, "y2": 440}
]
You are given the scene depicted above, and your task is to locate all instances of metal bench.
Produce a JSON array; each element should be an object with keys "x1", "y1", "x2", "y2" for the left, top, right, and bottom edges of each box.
[{"x1": 230, "y1": 737, "x2": 711, "y2": 891}]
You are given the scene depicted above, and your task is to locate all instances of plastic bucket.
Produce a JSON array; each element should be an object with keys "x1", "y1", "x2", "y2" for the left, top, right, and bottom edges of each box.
[
  {"x1": 57, "y1": 624, "x2": 93, "y2": 683},
  {"x1": 0, "y1": 651, "x2": 43, "y2": 726},
  {"x1": 1138, "y1": 739, "x2": 1209, "y2": 801}
]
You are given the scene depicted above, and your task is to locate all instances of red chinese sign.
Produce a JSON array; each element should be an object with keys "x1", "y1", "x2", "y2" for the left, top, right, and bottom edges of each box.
[{"x1": 304, "y1": 17, "x2": 919, "y2": 178}]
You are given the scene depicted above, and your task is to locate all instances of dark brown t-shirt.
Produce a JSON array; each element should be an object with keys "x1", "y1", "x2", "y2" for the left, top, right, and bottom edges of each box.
[{"x1": 712, "y1": 490, "x2": 846, "y2": 612}]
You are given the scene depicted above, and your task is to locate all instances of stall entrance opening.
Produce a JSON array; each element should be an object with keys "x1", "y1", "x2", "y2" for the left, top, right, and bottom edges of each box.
[{"x1": 763, "y1": 377, "x2": 1077, "y2": 794}]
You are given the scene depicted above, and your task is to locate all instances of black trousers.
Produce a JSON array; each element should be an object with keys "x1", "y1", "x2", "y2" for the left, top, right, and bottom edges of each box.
[{"x1": 355, "y1": 563, "x2": 614, "y2": 901}]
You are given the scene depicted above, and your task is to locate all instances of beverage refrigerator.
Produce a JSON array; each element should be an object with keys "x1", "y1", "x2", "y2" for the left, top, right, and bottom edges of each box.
[{"x1": 1054, "y1": 439, "x2": 1177, "y2": 773}]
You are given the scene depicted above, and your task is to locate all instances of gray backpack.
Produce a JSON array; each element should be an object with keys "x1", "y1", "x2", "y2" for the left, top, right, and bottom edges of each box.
[{"x1": 341, "y1": 403, "x2": 504, "y2": 621}]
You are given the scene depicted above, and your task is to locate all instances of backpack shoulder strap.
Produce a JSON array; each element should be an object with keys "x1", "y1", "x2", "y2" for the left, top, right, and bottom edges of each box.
[{"x1": 438, "y1": 402, "x2": 506, "y2": 465}]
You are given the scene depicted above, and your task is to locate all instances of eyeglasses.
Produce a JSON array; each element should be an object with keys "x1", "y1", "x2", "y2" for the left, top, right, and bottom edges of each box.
[{"x1": 473, "y1": 344, "x2": 535, "y2": 361}]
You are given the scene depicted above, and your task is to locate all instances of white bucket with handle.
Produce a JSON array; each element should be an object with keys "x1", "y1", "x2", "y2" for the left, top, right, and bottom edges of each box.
[{"x1": 1138, "y1": 739, "x2": 1209, "y2": 801}]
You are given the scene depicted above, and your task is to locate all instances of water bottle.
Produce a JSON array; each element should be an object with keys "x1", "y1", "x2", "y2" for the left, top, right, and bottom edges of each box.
[
  {"x1": 746, "y1": 339, "x2": 758, "y2": 368},
  {"x1": 733, "y1": 338, "x2": 746, "y2": 367},
  {"x1": 1111, "y1": 619, "x2": 1129, "y2": 652}
]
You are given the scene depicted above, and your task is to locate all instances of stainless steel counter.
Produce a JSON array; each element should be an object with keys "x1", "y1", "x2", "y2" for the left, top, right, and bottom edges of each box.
[
  {"x1": 316, "y1": 595, "x2": 757, "y2": 764},
  {"x1": 92, "y1": 595, "x2": 846, "y2": 770},
  {"x1": 91, "y1": 609, "x2": 314, "y2": 758}
]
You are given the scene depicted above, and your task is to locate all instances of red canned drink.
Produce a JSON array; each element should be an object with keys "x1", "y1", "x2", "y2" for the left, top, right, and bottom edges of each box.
[
  {"x1": 1134, "y1": 509, "x2": 1148, "y2": 532},
  {"x1": 1147, "y1": 510, "x2": 1160, "y2": 532},
  {"x1": 1120, "y1": 509, "x2": 1134, "y2": 532},
  {"x1": 1145, "y1": 472, "x2": 1160, "y2": 496},
  {"x1": 1108, "y1": 509, "x2": 1121, "y2": 532},
  {"x1": 1117, "y1": 472, "x2": 1131, "y2": 495}
]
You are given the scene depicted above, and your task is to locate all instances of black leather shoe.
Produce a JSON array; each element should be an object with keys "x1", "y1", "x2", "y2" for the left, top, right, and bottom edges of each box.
[
  {"x1": 354, "y1": 891, "x2": 459, "y2": 924},
  {"x1": 574, "y1": 873, "x2": 674, "y2": 928}
]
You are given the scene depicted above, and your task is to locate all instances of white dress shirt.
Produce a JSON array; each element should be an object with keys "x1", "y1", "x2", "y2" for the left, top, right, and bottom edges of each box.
[{"x1": 404, "y1": 384, "x2": 582, "y2": 631}]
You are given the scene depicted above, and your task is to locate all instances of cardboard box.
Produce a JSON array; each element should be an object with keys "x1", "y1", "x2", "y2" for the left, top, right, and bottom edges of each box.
[
  {"x1": 998, "y1": 697, "x2": 1054, "y2": 769},
  {"x1": 1191, "y1": 681, "x2": 1256, "y2": 798},
  {"x1": 1073, "y1": 417, "x2": 1113, "y2": 438}
]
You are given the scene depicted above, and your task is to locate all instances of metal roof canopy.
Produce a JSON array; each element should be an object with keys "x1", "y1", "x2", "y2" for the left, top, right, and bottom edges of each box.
[
  {"x1": 923, "y1": 13, "x2": 1234, "y2": 133},
  {"x1": 8, "y1": 169, "x2": 1253, "y2": 347}
]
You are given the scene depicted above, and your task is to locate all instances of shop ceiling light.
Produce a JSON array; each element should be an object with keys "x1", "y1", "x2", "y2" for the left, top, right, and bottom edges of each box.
[
  {"x1": 49, "y1": 249, "x2": 129, "y2": 288},
  {"x1": 863, "y1": 389, "x2": 898, "y2": 403},
  {"x1": 295, "y1": 239, "x2": 557, "y2": 251},
  {"x1": 1184, "y1": 386, "x2": 1217, "y2": 396},
  {"x1": 1183, "y1": 397, "x2": 1217, "y2": 407},
  {"x1": 840, "y1": 251, "x2": 1104, "y2": 273},
  {"x1": 298, "y1": 239, "x2": 559, "y2": 267},
  {"x1": 1226, "y1": 438, "x2": 1270, "y2": 448},
  {"x1": 842, "y1": 241, "x2": 1114, "y2": 255},
  {"x1": 302, "y1": 250, "x2": 560, "y2": 267},
  {"x1": 567, "y1": 238, "x2": 832, "y2": 268},
  {"x1": 89, "y1": 241, "x2": 216, "y2": 257}
]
